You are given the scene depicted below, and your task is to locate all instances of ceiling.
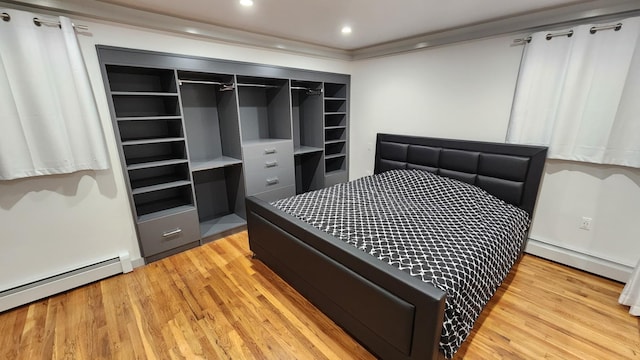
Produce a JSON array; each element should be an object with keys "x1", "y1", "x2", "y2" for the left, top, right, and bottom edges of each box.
[
  {"x1": 98, "y1": 0, "x2": 595, "y2": 50},
  {"x1": 3, "y1": 0, "x2": 640, "y2": 59}
]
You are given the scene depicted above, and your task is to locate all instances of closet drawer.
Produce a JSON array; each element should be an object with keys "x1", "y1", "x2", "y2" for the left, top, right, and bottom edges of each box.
[
  {"x1": 244, "y1": 159, "x2": 294, "y2": 195},
  {"x1": 242, "y1": 140, "x2": 293, "y2": 160},
  {"x1": 137, "y1": 209, "x2": 200, "y2": 256}
]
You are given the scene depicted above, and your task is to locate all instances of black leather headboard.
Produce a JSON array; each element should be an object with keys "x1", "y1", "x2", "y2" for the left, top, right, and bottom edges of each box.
[{"x1": 374, "y1": 133, "x2": 547, "y2": 216}]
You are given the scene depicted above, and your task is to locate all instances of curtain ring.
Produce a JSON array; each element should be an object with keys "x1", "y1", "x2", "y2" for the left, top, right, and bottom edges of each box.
[
  {"x1": 546, "y1": 30, "x2": 573, "y2": 41},
  {"x1": 33, "y1": 17, "x2": 61, "y2": 29},
  {"x1": 589, "y1": 22, "x2": 623, "y2": 34},
  {"x1": 1, "y1": 12, "x2": 10, "y2": 22}
]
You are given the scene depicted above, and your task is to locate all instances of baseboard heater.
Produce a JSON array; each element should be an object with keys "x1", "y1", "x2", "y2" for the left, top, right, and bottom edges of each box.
[{"x1": 0, "y1": 253, "x2": 133, "y2": 313}]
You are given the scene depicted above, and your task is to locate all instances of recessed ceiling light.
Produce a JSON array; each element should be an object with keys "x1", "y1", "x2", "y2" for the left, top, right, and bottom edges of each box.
[
  {"x1": 240, "y1": 0, "x2": 253, "y2": 7},
  {"x1": 341, "y1": 26, "x2": 352, "y2": 35}
]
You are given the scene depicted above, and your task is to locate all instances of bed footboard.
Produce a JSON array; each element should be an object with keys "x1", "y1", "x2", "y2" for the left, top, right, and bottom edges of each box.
[{"x1": 246, "y1": 196, "x2": 446, "y2": 360}]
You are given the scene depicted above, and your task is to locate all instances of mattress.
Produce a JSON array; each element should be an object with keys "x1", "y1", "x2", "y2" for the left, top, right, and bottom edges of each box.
[{"x1": 272, "y1": 169, "x2": 530, "y2": 358}]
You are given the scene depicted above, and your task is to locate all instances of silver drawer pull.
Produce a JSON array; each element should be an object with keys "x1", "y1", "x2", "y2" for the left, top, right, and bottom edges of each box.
[
  {"x1": 264, "y1": 148, "x2": 277, "y2": 154},
  {"x1": 162, "y1": 228, "x2": 182, "y2": 237},
  {"x1": 266, "y1": 177, "x2": 279, "y2": 185},
  {"x1": 265, "y1": 160, "x2": 278, "y2": 168}
]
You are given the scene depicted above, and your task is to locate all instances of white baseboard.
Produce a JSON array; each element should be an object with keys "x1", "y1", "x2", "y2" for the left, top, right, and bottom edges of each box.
[
  {"x1": 525, "y1": 238, "x2": 633, "y2": 283},
  {"x1": 0, "y1": 253, "x2": 132, "y2": 313}
]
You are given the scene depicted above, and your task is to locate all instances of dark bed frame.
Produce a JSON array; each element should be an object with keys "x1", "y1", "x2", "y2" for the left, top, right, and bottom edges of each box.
[{"x1": 245, "y1": 133, "x2": 547, "y2": 360}]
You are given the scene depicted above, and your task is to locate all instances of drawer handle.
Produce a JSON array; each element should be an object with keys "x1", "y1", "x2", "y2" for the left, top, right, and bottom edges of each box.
[
  {"x1": 266, "y1": 177, "x2": 279, "y2": 185},
  {"x1": 265, "y1": 160, "x2": 278, "y2": 168},
  {"x1": 264, "y1": 148, "x2": 277, "y2": 154},
  {"x1": 162, "y1": 228, "x2": 182, "y2": 237}
]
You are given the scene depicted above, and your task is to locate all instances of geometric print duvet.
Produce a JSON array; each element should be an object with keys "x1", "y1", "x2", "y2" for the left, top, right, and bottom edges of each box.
[{"x1": 272, "y1": 169, "x2": 530, "y2": 358}]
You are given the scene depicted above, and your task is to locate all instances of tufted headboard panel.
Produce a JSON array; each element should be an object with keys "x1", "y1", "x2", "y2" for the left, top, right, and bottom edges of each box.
[{"x1": 374, "y1": 133, "x2": 547, "y2": 216}]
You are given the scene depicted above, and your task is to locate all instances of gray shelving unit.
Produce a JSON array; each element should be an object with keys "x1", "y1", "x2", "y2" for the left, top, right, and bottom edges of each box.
[
  {"x1": 98, "y1": 46, "x2": 350, "y2": 262},
  {"x1": 103, "y1": 64, "x2": 200, "y2": 262},
  {"x1": 323, "y1": 82, "x2": 349, "y2": 186}
]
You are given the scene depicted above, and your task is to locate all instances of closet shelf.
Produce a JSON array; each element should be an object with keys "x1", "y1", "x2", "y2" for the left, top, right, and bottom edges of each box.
[
  {"x1": 116, "y1": 115, "x2": 183, "y2": 121},
  {"x1": 127, "y1": 158, "x2": 189, "y2": 171},
  {"x1": 324, "y1": 139, "x2": 346, "y2": 145},
  {"x1": 131, "y1": 180, "x2": 192, "y2": 195},
  {"x1": 111, "y1": 91, "x2": 178, "y2": 96},
  {"x1": 294, "y1": 146, "x2": 324, "y2": 156},
  {"x1": 191, "y1": 157, "x2": 243, "y2": 172},
  {"x1": 121, "y1": 137, "x2": 185, "y2": 146},
  {"x1": 200, "y1": 213, "x2": 247, "y2": 238},
  {"x1": 325, "y1": 153, "x2": 346, "y2": 160}
]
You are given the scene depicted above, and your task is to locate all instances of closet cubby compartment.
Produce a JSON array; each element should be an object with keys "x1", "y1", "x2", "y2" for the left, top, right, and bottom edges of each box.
[
  {"x1": 324, "y1": 113, "x2": 346, "y2": 127},
  {"x1": 133, "y1": 184, "x2": 195, "y2": 221},
  {"x1": 325, "y1": 127, "x2": 346, "y2": 142},
  {"x1": 295, "y1": 152, "x2": 324, "y2": 194},
  {"x1": 106, "y1": 65, "x2": 177, "y2": 93},
  {"x1": 112, "y1": 94, "x2": 180, "y2": 119},
  {"x1": 325, "y1": 141, "x2": 346, "y2": 156},
  {"x1": 237, "y1": 76, "x2": 291, "y2": 142},
  {"x1": 118, "y1": 118, "x2": 184, "y2": 143},
  {"x1": 123, "y1": 141, "x2": 188, "y2": 167},
  {"x1": 324, "y1": 99, "x2": 346, "y2": 113},
  {"x1": 193, "y1": 166, "x2": 246, "y2": 239},
  {"x1": 324, "y1": 83, "x2": 347, "y2": 99},
  {"x1": 179, "y1": 71, "x2": 243, "y2": 172},
  {"x1": 128, "y1": 163, "x2": 191, "y2": 194},
  {"x1": 325, "y1": 155, "x2": 346, "y2": 174}
]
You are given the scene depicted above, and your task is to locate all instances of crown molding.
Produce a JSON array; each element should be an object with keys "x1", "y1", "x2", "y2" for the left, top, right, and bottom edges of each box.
[{"x1": 351, "y1": 0, "x2": 640, "y2": 60}]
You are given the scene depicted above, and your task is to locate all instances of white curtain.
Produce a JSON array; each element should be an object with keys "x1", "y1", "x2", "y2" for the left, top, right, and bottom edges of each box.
[
  {"x1": 0, "y1": 9, "x2": 109, "y2": 180},
  {"x1": 620, "y1": 258, "x2": 640, "y2": 316},
  {"x1": 507, "y1": 17, "x2": 640, "y2": 168}
]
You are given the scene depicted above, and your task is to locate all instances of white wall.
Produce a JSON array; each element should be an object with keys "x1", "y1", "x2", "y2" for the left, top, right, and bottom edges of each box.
[
  {"x1": 0, "y1": 15, "x2": 351, "y2": 292},
  {"x1": 350, "y1": 35, "x2": 640, "y2": 281}
]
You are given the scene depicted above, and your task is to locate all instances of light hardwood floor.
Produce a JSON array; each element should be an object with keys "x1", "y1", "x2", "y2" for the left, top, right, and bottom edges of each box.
[{"x1": 1, "y1": 231, "x2": 638, "y2": 359}]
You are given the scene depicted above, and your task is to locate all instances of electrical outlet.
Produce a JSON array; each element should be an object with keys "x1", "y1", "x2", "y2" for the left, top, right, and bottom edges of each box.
[{"x1": 579, "y1": 217, "x2": 592, "y2": 230}]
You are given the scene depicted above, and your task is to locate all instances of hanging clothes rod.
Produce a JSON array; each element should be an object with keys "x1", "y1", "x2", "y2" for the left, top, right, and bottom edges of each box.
[
  {"x1": 178, "y1": 79, "x2": 235, "y2": 91},
  {"x1": 237, "y1": 83, "x2": 279, "y2": 89},
  {"x1": 291, "y1": 86, "x2": 323, "y2": 95},
  {"x1": 179, "y1": 79, "x2": 222, "y2": 86}
]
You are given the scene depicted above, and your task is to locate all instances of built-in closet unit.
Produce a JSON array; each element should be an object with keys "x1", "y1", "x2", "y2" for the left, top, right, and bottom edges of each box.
[{"x1": 97, "y1": 46, "x2": 350, "y2": 262}]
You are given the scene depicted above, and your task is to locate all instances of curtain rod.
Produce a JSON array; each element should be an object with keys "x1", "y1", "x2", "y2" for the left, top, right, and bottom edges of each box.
[
  {"x1": 512, "y1": 21, "x2": 624, "y2": 45},
  {"x1": 0, "y1": 12, "x2": 88, "y2": 30}
]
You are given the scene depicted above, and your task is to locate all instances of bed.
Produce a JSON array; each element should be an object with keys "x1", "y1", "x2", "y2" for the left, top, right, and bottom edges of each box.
[{"x1": 245, "y1": 133, "x2": 547, "y2": 359}]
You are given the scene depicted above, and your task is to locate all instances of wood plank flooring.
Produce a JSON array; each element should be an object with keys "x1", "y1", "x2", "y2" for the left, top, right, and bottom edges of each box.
[{"x1": 1, "y1": 231, "x2": 638, "y2": 359}]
